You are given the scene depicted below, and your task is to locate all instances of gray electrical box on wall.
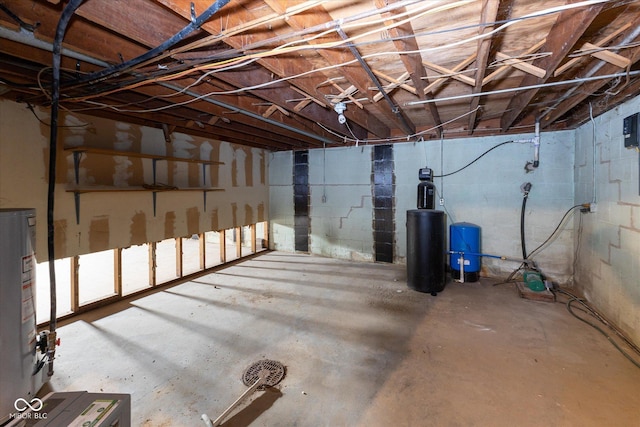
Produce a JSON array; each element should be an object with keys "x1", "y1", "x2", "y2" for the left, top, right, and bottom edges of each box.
[{"x1": 623, "y1": 113, "x2": 640, "y2": 148}]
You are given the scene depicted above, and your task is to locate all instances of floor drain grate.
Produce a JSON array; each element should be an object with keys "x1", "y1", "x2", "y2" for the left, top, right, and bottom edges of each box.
[{"x1": 242, "y1": 359, "x2": 286, "y2": 389}]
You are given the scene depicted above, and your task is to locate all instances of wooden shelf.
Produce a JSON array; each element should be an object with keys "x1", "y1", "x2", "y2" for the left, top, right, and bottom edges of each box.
[
  {"x1": 66, "y1": 186, "x2": 224, "y2": 194},
  {"x1": 67, "y1": 186, "x2": 225, "y2": 223},
  {"x1": 64, "y1": 146, "x2": 226, "y2": 223},
  {"x1": 64, "y1": 146, "x2": 224, "y2": 165}
]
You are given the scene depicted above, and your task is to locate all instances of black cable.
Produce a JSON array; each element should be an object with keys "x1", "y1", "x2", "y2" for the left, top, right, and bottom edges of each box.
[
  {"x1": 554, "y1": 289, "x2": 640, "y2": 369},
  {"x1": 433, "y1": 140, "x2": 515, "y2": 178},
  {"x1": 527, "y1": 204, "x2": 583, "y2": 258},
  {"x1": 0, "y1": 3, "x2": 39, "y2": 32},
  {"x1": 26, "y1": 102, "x2": 90, "y2": 128},
  {"x1": 77, "y1": 0, "x2": 232, "y2": 86},
  {"x1": 521, "y1": 193, "x2": 528, "y2": 260},
  {"x1": 47, "y1": 0, "x2": 86, "y2": 378}
]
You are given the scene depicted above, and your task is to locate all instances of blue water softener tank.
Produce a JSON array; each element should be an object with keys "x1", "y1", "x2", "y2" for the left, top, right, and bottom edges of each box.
[
  {"x1": 407, "y1": 209, "x2": 446, "y2": 295},
  {"x1": 449, "y1": 222, "x2": 481, "y2": 282}
]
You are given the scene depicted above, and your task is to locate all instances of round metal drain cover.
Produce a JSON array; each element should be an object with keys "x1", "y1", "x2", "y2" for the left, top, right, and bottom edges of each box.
[{"x1": 242, "y1": 359, "x2": 286, "y2": 389}]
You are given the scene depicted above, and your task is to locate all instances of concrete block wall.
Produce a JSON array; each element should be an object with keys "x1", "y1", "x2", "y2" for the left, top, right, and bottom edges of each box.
[
  {"x1": 269, "y1": 130, "x2": 576, "y2": 284},
  {"x1": 394, "y1": 131, "x2": 576, "y2": 282},
  {"x1": 269, "y1": 146, "x2": 375, "y2": 261},
  {"x1": 573, "y1": 94, "x2": 640, "y2": 346},
  {"x1": 268, "y1": 151, "x2": 295, "y2": 252}
]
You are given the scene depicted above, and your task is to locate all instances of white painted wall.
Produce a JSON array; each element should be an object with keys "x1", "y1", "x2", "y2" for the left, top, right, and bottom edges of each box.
[{"x1": 573, "y1": 95, "x2": 640, "y2": 346}]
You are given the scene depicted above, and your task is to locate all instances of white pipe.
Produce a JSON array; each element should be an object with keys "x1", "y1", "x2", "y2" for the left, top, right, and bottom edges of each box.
[
  {"x1": 589, "y1": 103, "x2": 597, "y2": 204},
  {"x1": 533, "y1": 120, "x2": 540, "y2": 167},
  {"x1": 404, "y1": 71, "x2": 640, "y2": 106},
  {"x1": 201, "y1": 414, "x2": 214, "y2": 427}
]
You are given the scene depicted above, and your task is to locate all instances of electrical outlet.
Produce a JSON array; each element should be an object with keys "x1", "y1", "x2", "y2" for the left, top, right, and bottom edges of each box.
[
  {"x1": 439, "y1": 198, "x2": 444, "y2": 206},
  {"x1": 580, "y1": 202, "x2": 597, "y2": 213}
]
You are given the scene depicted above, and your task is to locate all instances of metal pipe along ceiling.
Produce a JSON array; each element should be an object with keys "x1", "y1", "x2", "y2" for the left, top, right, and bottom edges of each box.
[
  {"x1": 0, "y1": 28, "x2": 336, "y2": 145},
  {"x1": 335, "y1": 27, "x2": 415, "y2": 136}
]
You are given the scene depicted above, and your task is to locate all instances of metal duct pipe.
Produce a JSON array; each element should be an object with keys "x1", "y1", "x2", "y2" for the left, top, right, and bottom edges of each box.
[
  {"x1": 0, "y1": 28, "x2": 336, "y2": 145},
  {"x1": 159, "y1": 82, "x2": 336, "y2": 145},
  {"x1": 405, "y1": 70, "x2": 640, "y2": 106},
  {"x1": 0, "y1": 26, "x2": 109, "y2": 67}
]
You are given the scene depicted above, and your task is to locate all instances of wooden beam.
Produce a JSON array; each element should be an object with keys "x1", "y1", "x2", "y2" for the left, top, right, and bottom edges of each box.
[
  {"x1": 329, "y1": 83, "x2": 363, "y2": 109},
  {"x1": 483, "y1": 39, "x2": 546, "y2": 85},
  {"x1": 220, "y1": 230, "x2": 226, "y2": 264},
  {"x1": 261, "y1": 104, "x2": 290, "y2": 118},
  {"x1": 149, "y1": 242, "x2": 157, "y2": 287},
  {"x1": 159, "y1": 0, "x2": 390, "y2": 139},
  {"x1": 424, "y1": 54, "x2": 477, "y2": 95},
  {"x1": 423, "y1": 61, "x2": 476, "y2": 86},
  {"x1": 290, "y1": 86, "x2": 327, "y2": 108},
  {"x1": 114, "y1": 248, "x2": 123, "y2": 297},
  {"x1": 374, "y1": 0, "x2": 439, "y2": 134},
  {"x1": 468, "y1": 0, "x2": 502, "y2": 134},
  {"x1": 293, "y1": 99, "x2": 313, "y2": 113},
  {"x1": 199, "y1": 233, "x2": 206, "y2": 270},
  {"x1": 541, "y1": 43, "x2": 640, "y2": 128},
  {"x1": 580, "y1": 43, "x2": 631, "y2": 69},
  {"x1": 250, "y1": 224, "x2": 257, "y2": 254},
  {"x1": 261, "y1": 0, "x2": 406, "y2": 134},
  {"x1": 500, "y1": 3, "x2": 605, "y2": 131},
  {"x1": 554, "y1": 23, "x2": 631, "y2": 76},
  {"x1": 71, "y1": 256, "x2": 79, "y2": 312},
  {"x1": 372, "y1": 71, "x2": 414, "y2": 102},
  {"x1": 564, "y1": 72, "x2": 640, "y2": 128},
  {"x1": 494, "y1": 52, "x2": 546, "y2": 78},
  {"x1": 175, "y1": 237, "x2": 183, "y2": 278}
]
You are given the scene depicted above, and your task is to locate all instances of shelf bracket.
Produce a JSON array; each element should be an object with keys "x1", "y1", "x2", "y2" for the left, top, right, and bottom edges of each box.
[
  {"x1": 73, "y1": 191, "x2": 80, "y2": 224},
  {"x1": 73, "y1": 151, "x2": 82, "y2": 185}
]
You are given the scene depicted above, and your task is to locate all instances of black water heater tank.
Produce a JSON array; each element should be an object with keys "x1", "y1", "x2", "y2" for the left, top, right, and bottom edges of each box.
[{"x1": 406, "y1": 209, "x2": 445, "y2": 295}]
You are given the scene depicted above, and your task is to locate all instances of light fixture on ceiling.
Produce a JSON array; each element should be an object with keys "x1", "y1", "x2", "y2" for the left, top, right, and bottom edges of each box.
[{"x1": 334, "y1": 102, "x2": 346, "y2": 124}]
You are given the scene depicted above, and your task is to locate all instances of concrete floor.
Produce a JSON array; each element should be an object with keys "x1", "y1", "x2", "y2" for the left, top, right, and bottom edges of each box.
[{"x1": 42, "y1": 252, "x2": 640, "y2": 426}]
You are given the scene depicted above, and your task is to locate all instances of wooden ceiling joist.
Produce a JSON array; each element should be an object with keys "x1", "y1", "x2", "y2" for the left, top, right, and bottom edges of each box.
[
  {"x1": 423, "y1": 61, "x2": 476, "y2": 86},
  {"x1": 554, "y1": 23, "x2": 633, "y2": 77},
  {"x1": 371, "y1": 71, "x2": 414, "y2": 103},
  {"x1": 493, "y1": 52, "x2": 546, "y2": 79},
  {"x1": 468, "y1": 0, "x2": 502, "y2": 134},
  {"x1": 500, "y1": 3, "x2": 606, "y2": 131},
  {"x1": 1, "y1": 0, "x2": 639, "y2": 149},
  {"x1": 375, "y1": 0, "x2": 440, "y2": 135},
  {"x1": 482, "y1": 39, "x2": 547, "y2": 86},
  {"x1": 424, "y1": 54, "x2": 477, "y2": 96}
]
